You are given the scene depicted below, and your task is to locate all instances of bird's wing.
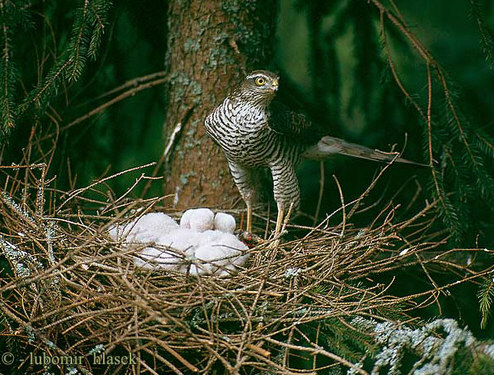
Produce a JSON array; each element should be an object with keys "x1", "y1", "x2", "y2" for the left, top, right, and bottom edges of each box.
[
  {"x1": 303, "y1": 136, "x2": 428, "y2": 166},
  {"x1": 267, "y1": 100, "x2": 322, "y2": 145},
  {"x1": 268, "y1": 99, "x2": 425, "y2": 166}
]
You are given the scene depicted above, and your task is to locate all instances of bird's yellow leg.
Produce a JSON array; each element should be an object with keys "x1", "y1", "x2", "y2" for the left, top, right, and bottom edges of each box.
[
  {"x1": 246, "y1": 203, "x2": 252, "y2": 233},
  {"x1": 266, "y1": 203, "x2": 284, "y2": 249},
  {"x1": 267, "y1": 202, "x2": 294, "y2": 249},
  {"x1": 274, "y1": 205, "x2": 284, "y2": 238}
]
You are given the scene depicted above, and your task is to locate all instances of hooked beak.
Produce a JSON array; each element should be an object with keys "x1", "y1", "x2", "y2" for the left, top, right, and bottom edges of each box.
[{"x1": 271, "y1": 79, "x2": 279, "y2": 91}]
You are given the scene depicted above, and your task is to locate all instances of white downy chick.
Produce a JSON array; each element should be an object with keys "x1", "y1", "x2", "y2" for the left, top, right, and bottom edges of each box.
[
  {"x1": 134, "y1": 228, "x2": 198, "y2": 270},
  {"x1": 134, "y1": 247, "x2": 182, "y2": 270},
  {"x1": 108, "y1": 225, "x2": 121, "y2": 241},
  {"x1": 129, "y1": 209, "x2": 248, "y2": 276},
  {"x1": 218, "y1": 252, "x2": 249, "y2": 277},
  {"x1": 156, "y1": 228, "x2": 199, "y2": 256},
  {"x1": 183, "y1": 229, "x2": 223, "y2": 275},
  {"x1": 179, "y1": 209, "x2": 193, "y2": 229},
  {"x1": 188, "y1": 208, "x2": 214, "y2": 232},
  {"x1": 213, "y1": 212, "x2": 236, "y2": 234},
  {"x1": 134, "y1": 247, "x2": 161, "y2": 269},
  {"x1": 113, "y1": 212, "x2": 179, "y2": 243},
  {"x1": 193, "y1": 231, "x2": 248, "y2": 275},
  {"x1": 216, "y1": 233, "x2": 249, "y2": 272}
]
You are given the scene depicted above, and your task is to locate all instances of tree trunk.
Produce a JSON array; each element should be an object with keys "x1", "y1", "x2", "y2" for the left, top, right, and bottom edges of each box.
[{"x1": 163, "y1": 0, "x2": 277, "y2": 210}]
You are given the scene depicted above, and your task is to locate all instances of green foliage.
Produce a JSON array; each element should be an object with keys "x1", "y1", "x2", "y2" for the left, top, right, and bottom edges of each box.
[
  {"x1": 422, "y1": 85, "x2": 494, "y2": 244},
  {"x1": 2, "y1": 0, "x2": 166, "y2": 195},
  {"x1": 478, "y1": 277, "x2": 494, "y2": 329},
  {"x1": 0, "y1": 0, "x2": 32, "y2": 138},
  {"x1": 0, "y1": 0, "x2": 111, "y2": 143},
  {"x1": 20, "y1": 0, "x2": 111, "y2": 115},
  {"x1": 304, "y1": 317, "x2": 376, "y2": 362},
  {"x1": 469, "y1": 0, "x2": 494, "y2": 70}
]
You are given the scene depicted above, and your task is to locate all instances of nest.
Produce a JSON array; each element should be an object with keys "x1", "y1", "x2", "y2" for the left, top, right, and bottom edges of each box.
[{"x1": 0, "y1": 163, "x2": 473, "y2": 375}]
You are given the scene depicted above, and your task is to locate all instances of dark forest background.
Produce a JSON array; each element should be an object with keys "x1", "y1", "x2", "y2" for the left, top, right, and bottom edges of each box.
[{"x1": 2, "y1": 0, "x2": 494, "y2": 371}]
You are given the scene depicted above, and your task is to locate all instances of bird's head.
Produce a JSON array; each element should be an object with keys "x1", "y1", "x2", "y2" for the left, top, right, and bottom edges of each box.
[{"x1": 232, "y1": 70, "x2": 279, "y2": 107}]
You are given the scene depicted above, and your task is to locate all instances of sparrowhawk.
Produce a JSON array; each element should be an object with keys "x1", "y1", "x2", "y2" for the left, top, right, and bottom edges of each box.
[{"x1": 205, "y1": 70, "x2": 418, "y2": 237}]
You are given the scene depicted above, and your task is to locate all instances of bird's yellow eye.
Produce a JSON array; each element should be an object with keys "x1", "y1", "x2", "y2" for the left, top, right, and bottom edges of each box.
[{"x1": 255, "y1": 77, "x2": 266, "y2": 86}]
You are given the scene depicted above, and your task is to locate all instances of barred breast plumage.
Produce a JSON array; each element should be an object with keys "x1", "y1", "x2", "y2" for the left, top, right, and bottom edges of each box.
[
  {"x1": 205, "y1": 71, "x2": 303, "y2": 238},
  {"x1": 205, "y1": 97, "x2": 301, "y2": 168}
]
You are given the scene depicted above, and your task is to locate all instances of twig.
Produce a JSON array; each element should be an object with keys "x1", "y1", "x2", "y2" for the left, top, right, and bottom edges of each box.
[
  {"x1": 313, "y1": 161, "x2": 325, "y2": 226},
  {"x1": 332, "y1": 175, "x2": 346, "y2": 239}
]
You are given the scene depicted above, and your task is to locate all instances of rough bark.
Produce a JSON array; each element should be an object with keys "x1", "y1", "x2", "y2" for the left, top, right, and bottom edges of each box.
[{"x1": 164, "y1": 0, "x2": 277, "y2": 210}]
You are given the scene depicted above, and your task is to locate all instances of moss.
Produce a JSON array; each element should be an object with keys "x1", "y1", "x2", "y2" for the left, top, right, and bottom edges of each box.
[
  {"x1": 184, "y1": 38, "x2": 201, "y2": 53},
  {"x1": 179, "y1": 171, "x2": 196, "y2": 186},
  {"x1": 175, "y1": 144, "x2": 185, "y2": 161},
  {"x1": 205, "y1": 39, "x2": 236, "y2": 70},
  {"x1": 200, "y1": 1, "x2": 276, "y2": 72},
  {"x1": 189, "y1": 79, "x2": 202, "y2": 98},
  {"x1": 466, "y1": 353, "x2": 494, "y2": 374},
  {"x1": 221, "y1": 0, "x2": 241, "y2": 14},
  {"x1": 184, "y1": 137, "x2": 201, "y2": 151},
  {"x1": 169, "y1": 72, "x2": 203, "y2": 109},
  {"x1": 183, "y1": 120, "x2": 203, "y2": 151},
  {"x1": 185, "y1": 128, "x2": 196, "y2": 138},
  {"x1": 221, "y1": 0, "x2": 276, "y2": 66}
]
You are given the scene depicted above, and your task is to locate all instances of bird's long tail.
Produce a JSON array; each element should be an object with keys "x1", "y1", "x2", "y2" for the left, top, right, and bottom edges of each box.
[{"x1": 302, "y1": 136, "x2": 427, "y2": 166}]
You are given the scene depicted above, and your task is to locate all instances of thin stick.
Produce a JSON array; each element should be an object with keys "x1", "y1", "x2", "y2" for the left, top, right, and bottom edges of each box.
[
  {"x1": 313, "y1": 161, "x2": 325, "y2": 226},
  {"x1": 332, "y1": 175, "x2": 346, "y2": 239}
]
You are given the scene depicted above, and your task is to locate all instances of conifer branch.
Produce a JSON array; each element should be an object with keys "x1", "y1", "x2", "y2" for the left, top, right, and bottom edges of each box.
[
  {"x1": 69, "y1": 0, "x2": 90, "y2": 82},
  {"x1": 0, "y1": 0, "x2": 16, "y2": 138},
  {"x1": 469, "y1": 0, "x2": 494, "y2": 70},
  {"x1": 19, "y1": 0, "x2": 111, "y2": 114},
  {"x1": 379, "y1": 11, "x2": 425, "y2": 121},
  {"x1": 425, "y1": 63, "x2": 448, "y2": 225},
  {"x1": 478, "y1": 277, "x2": 494, "y2": 329}
]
